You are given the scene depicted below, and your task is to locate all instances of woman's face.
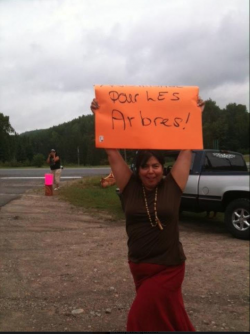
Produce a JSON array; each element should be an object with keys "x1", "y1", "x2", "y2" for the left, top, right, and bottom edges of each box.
[{"x1": 138, "y1": 156, "x2": 164, "y2": 190}]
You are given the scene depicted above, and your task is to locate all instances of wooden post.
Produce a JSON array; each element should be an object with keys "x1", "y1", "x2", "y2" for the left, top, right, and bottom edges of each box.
[{"x1": 45, "y1": 185, "x2": 53, "y2": 196}]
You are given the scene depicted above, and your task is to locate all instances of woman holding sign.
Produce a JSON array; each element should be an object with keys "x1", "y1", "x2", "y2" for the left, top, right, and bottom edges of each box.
[{"x1": 91, "y1": 97, "x2": 205, "y2": 332}]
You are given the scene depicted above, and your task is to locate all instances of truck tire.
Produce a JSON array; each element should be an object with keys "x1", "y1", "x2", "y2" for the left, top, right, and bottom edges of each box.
[{"x1": 225, "y1": 199, "x2": 250, "y2": 240}]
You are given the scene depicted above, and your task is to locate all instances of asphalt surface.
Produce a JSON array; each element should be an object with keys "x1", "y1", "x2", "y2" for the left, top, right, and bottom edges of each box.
[{"x1": 0, "y1": 167, "x2": 110, "y2": 207}]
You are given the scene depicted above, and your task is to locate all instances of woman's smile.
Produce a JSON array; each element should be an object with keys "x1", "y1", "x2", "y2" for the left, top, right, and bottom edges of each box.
[{"x1": 138, "y1": 156, "x2": 164, "y2": 190}]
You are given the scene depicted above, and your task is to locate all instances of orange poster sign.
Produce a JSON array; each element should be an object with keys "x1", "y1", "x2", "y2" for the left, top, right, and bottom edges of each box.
[{"x1": 94, "y1": 85, "x2": 203, "y2": 149}]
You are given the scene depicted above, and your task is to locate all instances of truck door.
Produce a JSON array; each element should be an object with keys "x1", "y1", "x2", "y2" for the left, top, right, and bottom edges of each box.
[{"x1": 197, "y1": 151, "x2": 247, "y2": 211}]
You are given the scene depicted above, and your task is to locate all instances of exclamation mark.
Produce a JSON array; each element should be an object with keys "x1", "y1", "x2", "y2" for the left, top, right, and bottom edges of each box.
[{"x1": 183, "y1": 112, "x2": 190, "y2": 130}]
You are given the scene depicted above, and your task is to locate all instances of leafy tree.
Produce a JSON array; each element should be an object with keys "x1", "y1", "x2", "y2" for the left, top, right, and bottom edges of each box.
[
  {"x1": 0, "y1": 113, "x2": 14, "y2": 134},
  {"x1": 202, "y1": 99, "x2": 223, "y2": 149},
  {"x1": 202, "y1": 100, "x2": 249, "y2": 153},
  {"x1": 16, "y1": 142, "x2": 27, "y2": 162},
  {"x1": 0, "y1": 113, "x2": 15, "y2": 162},
  {"x1": 32, "y1": 153, "x2": 45, "y2": 167},
  {"x1": 1, "y1": 99, "x2": 249, "y2": 166},
  {"x1": 223, "y1": 103, "x2": 249, "y2": 151}
]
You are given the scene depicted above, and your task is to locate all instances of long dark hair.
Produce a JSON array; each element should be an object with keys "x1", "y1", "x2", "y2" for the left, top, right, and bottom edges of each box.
[{"x1": 135, "y1": 150, "x2": 165, "y2": 178}]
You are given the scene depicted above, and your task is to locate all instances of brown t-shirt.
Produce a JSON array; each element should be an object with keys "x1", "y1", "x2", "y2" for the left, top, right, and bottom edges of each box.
[{"x1": 121, "y1": 172, "x2": 186, "y2": 266}]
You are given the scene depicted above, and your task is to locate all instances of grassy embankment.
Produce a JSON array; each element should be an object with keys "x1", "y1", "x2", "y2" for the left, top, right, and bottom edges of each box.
[
  {"x1": 58, "y1": 176, "x2": 124, "y2": 221},
  {"x1": 58, "y1": 154, "x2": 249, "y2": 221},
  {"x1": 58, "y1": 174, "x2": 225, "y2": 223},
  {"x1": 243, "y1": 154, "x2": 249, "y2": 162},
  {"x1": 0, "y1": 165, "x2": 109, "y2": 169}
]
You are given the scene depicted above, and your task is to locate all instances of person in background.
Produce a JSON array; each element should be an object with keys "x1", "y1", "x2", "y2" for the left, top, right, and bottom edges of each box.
[
  {"x1": 46, "y1": 149, "x2": 62, "y2": 190},
  {"x1": 90, "y1": 96, "x2": 205, "y2": 331}
]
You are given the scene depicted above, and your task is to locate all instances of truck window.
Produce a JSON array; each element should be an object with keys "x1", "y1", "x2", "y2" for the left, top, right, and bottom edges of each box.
[{"x1": 204, "y1": 152, "x2": 247, "y2": 171}]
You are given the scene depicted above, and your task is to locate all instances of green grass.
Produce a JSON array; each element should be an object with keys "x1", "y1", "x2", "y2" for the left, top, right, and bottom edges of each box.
[
  {"x1": 243, "y1": 154, "x2": 249, "y2": 162},
  {"x1": 0, "y1": 165, "x2": 112, "y2": 170},
  {"x1": 58, "y1": 176, "x2": 226, "y2": 224},
  {"x1": 58, "y1": 176, "x2": 125, "y2": 220},
  {"x1": 0, "y1": 165, "x2": 110, "y2": 169}
]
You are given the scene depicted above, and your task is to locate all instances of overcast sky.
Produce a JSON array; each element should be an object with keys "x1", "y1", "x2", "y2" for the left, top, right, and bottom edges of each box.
[{"x1": 0, "y1": 0, "x2": 249, "y2": 134}]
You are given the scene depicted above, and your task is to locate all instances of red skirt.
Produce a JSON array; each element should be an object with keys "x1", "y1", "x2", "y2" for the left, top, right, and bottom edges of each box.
[{"x1": 127, "y1": 261, "x2": 195, "y2": 332}]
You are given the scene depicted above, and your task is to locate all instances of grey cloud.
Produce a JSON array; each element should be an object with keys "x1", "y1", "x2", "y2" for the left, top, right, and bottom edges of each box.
[{"x1": 0, "y1": 0, "x2": 248, "y2": 133}]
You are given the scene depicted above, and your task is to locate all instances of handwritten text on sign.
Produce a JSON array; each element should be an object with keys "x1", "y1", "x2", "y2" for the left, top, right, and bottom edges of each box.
[{"x1": 94, "y1": 85, "x2": 203, "y2": 149}]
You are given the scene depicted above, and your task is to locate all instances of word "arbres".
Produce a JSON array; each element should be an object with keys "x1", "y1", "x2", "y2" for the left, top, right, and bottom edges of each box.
[{"x1": 111, "y1": 109, "x2": 190, "y2": 130}]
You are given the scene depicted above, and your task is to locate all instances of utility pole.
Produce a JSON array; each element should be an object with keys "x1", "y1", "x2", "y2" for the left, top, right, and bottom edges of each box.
[
  {"x1": 124, "y1": 149, "x2": 127, "y2": 163},
  {"x1": 213, "y1": 139, "x2": 219, "y2": 150},
  {"x1": 77, "y1": 146, "x2": 80, "y2": 166}
]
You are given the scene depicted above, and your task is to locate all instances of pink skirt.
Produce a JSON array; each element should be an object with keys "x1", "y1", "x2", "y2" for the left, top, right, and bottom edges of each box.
[{"x1": 127, "y1": 261, "x2": 195, "y2": 332}]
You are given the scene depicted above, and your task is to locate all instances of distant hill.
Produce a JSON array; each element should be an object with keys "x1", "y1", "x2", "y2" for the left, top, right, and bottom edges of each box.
[{"x1": 17, "y1": 114, "x2": 109, "y2": 165}]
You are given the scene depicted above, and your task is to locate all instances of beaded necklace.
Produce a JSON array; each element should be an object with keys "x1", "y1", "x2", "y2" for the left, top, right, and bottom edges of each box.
[{"x1": 142, "y1": 185, "x2": 163, "y2": 230}]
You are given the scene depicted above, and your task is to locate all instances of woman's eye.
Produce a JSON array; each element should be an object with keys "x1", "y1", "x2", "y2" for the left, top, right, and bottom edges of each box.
[{"x1": 141, "y1": 164, "x2": 160, "y2": 170}]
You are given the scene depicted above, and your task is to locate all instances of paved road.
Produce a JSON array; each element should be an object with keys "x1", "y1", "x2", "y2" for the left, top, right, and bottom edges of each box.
[{"x1": 0, "y1": 167, "x2": 110, "y2": 207}]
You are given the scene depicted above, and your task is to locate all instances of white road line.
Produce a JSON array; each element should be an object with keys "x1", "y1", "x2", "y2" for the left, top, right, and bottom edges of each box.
[
  {"x1": 0, "y1": 193, "x2": 23, "y2": 196},
  {"x1": 0, "y1": 176, "x2": 82, "y2": 180}
]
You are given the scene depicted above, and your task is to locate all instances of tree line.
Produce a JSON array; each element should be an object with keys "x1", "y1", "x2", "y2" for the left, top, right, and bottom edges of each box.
[{"x1": 0, "y1": 99, "x2": 249, "y2": 167}]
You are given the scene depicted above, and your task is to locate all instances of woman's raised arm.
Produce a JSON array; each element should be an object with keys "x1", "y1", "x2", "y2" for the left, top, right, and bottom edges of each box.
[
  {"x1": 90, "y1": 98, "x2": 132, "y2": 192},
  {"x1": 105, "y1": 149, "x2": 132, "y2": 191},
  {"x1": 170, "y1": 96, "x2": 205, "y2": 191},
  {"x1": 170, "y1": 150, "x2": 192, "y2": 191}
]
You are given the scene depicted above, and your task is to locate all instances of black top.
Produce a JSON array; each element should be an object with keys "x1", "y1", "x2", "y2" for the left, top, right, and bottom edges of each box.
[
  {"x1": 49, "y1": 157, "x2": 61, "y2": 170},
  {"x1": 121, "y1": 173, "x2": 186, "y2": 266}
]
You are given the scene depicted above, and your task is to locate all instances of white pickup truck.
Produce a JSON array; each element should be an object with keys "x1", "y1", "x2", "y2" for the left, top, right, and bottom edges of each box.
[
  {"x1": 118, "y1": 149, "x2": 249, "y2": 240},
  {"x1": 167, "y1": 149, "x2": 250, "y2": 240}
]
